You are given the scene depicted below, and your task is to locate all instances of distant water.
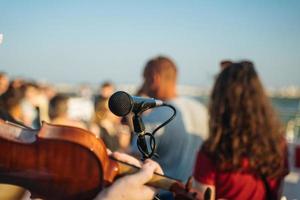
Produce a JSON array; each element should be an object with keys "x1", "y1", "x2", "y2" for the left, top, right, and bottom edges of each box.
[
  {"x1": 272, "y1": 97, "x2": 300, "y2": 124},
  {"x1": 194, "y1": 96, "x2": 300, "y2": 125}
]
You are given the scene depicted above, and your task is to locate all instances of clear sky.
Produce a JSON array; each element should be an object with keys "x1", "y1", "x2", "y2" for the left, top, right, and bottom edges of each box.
[{"x1": 0, "y1": 0, "x2": 299, "y2": 87}]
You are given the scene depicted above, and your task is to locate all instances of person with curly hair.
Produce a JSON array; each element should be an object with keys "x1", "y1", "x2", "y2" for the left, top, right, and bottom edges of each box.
[{"x1": 193, "y1": 61, "x2": 289, "y2": 200}]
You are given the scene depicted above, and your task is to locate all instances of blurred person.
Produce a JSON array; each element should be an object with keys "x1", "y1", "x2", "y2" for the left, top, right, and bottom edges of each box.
[
  {"x1": 193, "y1": 61, "x2": 289, "y2": 200},
  {"x1": 68, "y1": 84, "x2": 94, "y2": 124},
  {"x1": 38, "y1": 83, "x2": 57, "y2": 123},
  {"x1": 49, "y1": 94, "x2": 86, "y2": 129},
  {"x1": 0, "y1": 85, "x2": 25, "y2": 122},
  {"x1": 21, "y1": 82, "x2": 39, "y2": 127},
  {"x1": 132, "y1": 56, "x2": 209, "y2": 183},
  {"x1": 100, "y1": 81, "x2": 115, "y2": 99},
  {"x1": 21, "y1": 82, "x2": 49, "y2": 127},
  {"x1": 40, "y1": 83, "x2": 57, "y2": 101},
  {"x1": 93, "y1": 97, "x2": 131, "y2": 151},
  {"x1": 94, "y1": 81, "x2": 115, "y2": 108},
  {"x1": 10, "y1": 78, "x2": 25, "y2": 89},
  {"x1": 0, "y1": 72, "x2": 9, "y2": 96},
  {"x1": 79, "y1": 83, "x2": 94, "y2": 99}
]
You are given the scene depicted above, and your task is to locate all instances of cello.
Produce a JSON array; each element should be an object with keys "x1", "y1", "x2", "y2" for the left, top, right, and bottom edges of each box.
[{"x1": 0, "y1": 119, "x2": 207, "y2": 200}]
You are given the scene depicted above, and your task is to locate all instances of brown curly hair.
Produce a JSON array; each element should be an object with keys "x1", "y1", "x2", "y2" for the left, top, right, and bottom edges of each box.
[{"x1": 202, "y1": 61, "x2": 286, "y2": 178}]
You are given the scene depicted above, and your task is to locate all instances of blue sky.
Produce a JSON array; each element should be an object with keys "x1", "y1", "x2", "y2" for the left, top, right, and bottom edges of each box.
[{"x1": 0, "y1": 0, "x2": 299, "y2": 87}]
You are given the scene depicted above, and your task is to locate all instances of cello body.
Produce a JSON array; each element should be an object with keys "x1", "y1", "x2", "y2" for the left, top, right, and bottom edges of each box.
[
  {"x1": 0, "y1": 120, "x2": 118, "y2": 199},
  {"x1": 0, "y1": 120, "x2": 207, "y2": 200}
]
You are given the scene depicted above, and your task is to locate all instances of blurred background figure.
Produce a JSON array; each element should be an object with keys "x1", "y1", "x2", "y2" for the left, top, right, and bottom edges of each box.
[
  {"x1": 68, "y1": 84, "x2": 94, "y2": 126},
  {"x1": 130, "y1": 56, "x2": 208, "y2": 200},
  {"x1": 92, "y1": 97, "x2": 131, "y2": 152},
  {"x1": 79, "y1": 83, "x2": 94, "y2": 100},
  {"x1": 21, "y1": 82, "x2": 49, "y2": 128},
  {"x1": 0, "y1": 72, "x2": 9, "y2": 96},
  {"x1": 94, "y1": 81, "x2": 115, "y2": 108},
  {"x1": 10, "y1": 78, "x2": 25, "y2": 90},
  {"x1": 40, "y1": 83, "x2": 57, "y2": 101},
  {"x1": 100, "y1": 81, "x2": 115, "y2": 99},
  {"x1": 193, "y1": 61, "x2": 289, "y2": 200},
  {"x1": 49, "y1": 94, "x2": 86, "y2": 129},
  {"x1": 0, "y1": 84, "x2": 25, "y2": 123}
]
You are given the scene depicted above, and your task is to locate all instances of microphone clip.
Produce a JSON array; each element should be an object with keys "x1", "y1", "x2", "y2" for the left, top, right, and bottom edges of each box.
[{"x1": 132, "y1": 113, "x2": 157, "y2": 160}]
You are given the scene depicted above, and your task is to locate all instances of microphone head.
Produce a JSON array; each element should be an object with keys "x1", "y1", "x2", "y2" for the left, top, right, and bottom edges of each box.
[{"x1": 108, "y1": 91, "x2": 133, "y2": 117}]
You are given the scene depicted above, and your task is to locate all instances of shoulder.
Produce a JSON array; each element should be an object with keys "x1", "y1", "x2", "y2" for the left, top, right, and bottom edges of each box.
[
  {"x1": 195, "y1": 151, "x2": 214, "y2": 167},
  {"x1": 169, "y1": 96, "x2": 207, "y2": 111}
]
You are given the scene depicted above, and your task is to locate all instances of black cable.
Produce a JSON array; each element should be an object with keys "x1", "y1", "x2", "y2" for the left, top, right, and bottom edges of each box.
[
  {"x1": 152, "y1": 103, "x2": 177, "y2": 136},
  {"x1": 137, "y1": 132, "x2": 156, "y2": 160},
  {"x1": 135, "y1": 103, "x2": 176, "y2": 159}
]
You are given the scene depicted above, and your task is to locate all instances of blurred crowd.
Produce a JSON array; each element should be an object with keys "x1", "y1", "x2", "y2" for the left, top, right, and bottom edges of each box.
[
  {"x1": 0, "y1": 73, "x2": 131, "y2": 153},
  {"x1": 0, "y1": 56, "x2": 291, "y2": 200}
]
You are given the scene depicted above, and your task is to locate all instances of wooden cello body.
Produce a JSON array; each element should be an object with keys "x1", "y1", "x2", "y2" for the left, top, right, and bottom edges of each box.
[
  {"x1": 0, "y1": 120, "x2": 118, "y2": 199},
  {"x1": 0, "y1": 119, "x2": 206, "y2": 200}
]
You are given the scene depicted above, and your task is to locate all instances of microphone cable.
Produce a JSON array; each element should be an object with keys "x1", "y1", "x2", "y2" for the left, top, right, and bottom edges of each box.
[
  {"x1": 136, "y1": 103, "x2": 176, "y2": 159},
  {"x1": 152, "y1": 103, "x2": 176, "y2": 136}
]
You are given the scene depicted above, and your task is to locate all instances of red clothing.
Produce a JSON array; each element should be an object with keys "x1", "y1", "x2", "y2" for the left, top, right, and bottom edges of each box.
[{"x1": 193, "y1": 151, "x2": 288, "y2": 200}]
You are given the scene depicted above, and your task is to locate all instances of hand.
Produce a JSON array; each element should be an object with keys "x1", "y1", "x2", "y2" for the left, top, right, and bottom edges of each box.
[{"x1": 95, "y1": 152, "x2": 163, "y2": 200}]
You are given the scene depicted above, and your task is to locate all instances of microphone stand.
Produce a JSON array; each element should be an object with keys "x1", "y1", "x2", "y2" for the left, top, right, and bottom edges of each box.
[
  {"x1": 132, "y1": 113, "x2": 161, "y2": 200},
  {"x1": 132, "y1": 113, "x2": 149, "y2": 161}
]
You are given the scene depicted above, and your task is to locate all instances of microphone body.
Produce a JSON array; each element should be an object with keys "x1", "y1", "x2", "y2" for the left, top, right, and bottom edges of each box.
[
  {"x1": 108, "y1": 91, "x2": 164, "y2": 159},
  {"x1": 108, "y1": 91, "x2": 163, "y2": 116}
]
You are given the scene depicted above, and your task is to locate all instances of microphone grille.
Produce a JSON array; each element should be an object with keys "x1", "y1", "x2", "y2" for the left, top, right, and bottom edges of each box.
[{"x1": 108, "y1": 91, "x2": 133, "y2": 117}]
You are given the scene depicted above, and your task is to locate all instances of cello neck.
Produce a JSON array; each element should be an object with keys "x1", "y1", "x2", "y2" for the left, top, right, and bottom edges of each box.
[
  {"x1": 111, "y1": 157, "x2": 178, "y2": 191},
  {"x1": 113, "y1": 157, "x2": 204, "y2": 200}
]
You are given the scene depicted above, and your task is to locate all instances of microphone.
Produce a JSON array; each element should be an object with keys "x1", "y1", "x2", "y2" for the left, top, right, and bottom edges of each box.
[{"x1": 108, "y1": 91, "x2": 163, "y2": 116}]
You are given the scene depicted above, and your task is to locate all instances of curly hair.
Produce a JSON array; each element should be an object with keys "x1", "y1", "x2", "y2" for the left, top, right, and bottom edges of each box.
[{"x1": 202, "y1": 61, "x2": 285, "y2": 178}]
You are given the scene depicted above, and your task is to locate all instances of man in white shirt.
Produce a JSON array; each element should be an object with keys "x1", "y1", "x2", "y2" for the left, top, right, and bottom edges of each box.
[{"x1": 132, "y1": 56, "x2": 208, "y2": 183}]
